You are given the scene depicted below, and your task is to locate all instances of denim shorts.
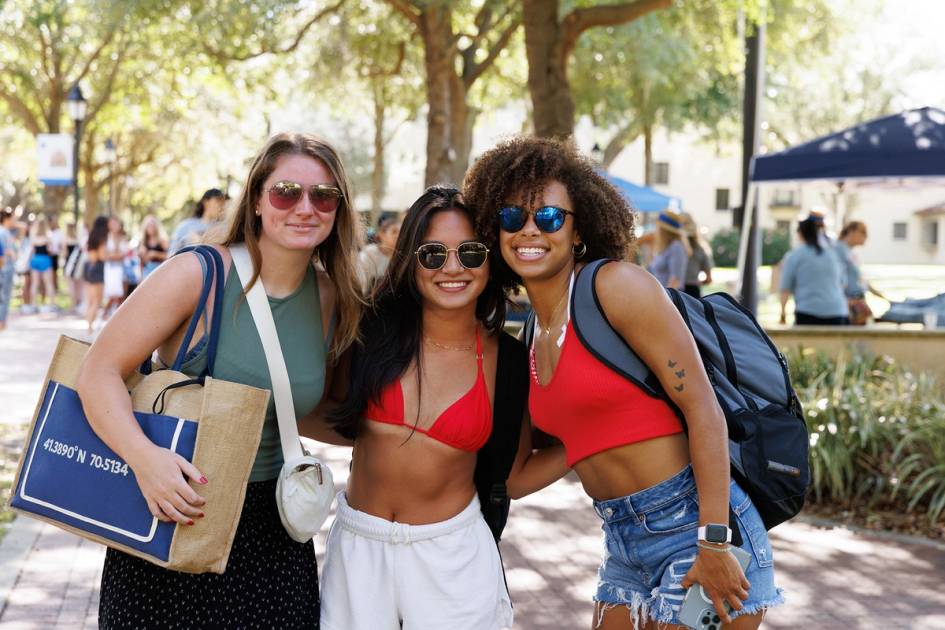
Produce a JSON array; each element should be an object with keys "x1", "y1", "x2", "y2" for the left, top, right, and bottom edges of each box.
[{"x1": 592, "y1": 465, "x2": 784, "y2": 628}]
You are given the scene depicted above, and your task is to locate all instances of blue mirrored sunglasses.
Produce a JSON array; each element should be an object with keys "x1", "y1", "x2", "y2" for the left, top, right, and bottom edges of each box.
[{"x1": 497, "y1": 205, "x2": 574, "y2": 233}]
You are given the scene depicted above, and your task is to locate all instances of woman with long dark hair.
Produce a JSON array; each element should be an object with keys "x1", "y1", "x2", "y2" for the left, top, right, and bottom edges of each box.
[
  {"x1": 76, "y1": 132, "x2": 364, "y2": 628},
  {"x1": 84, "y1": 215, "x2": 109, "y2": 333},
  {"x1": 320, "y1": 185, "x2": 566, "y2": 630},
  {"x1": 778, "y1": 216, "x2": 848, "y2": 325},
  {"x1": 465, "y1": 136, "x2": 783, "y2": 630}
]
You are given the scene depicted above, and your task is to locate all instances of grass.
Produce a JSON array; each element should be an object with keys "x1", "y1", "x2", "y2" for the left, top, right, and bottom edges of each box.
[{"x1": 709, "y1": 264, "x2": 944, "y2": 327}]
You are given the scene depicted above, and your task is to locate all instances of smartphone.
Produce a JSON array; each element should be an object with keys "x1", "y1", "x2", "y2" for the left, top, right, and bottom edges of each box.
[{"x1": 677, "y1": 545, "x2": 752, "y2": 630}]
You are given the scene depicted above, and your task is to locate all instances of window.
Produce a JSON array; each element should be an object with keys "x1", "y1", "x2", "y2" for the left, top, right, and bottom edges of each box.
[
  {"x1": 925, "y1": 220, "x2": 939, "y2": 246},
  {"x1": 715, "y1": 188, "x2": 730, "y2": 211},
  {"x1": 893, "y1": 222, "x2": 908, "y2": 240},
  {"x1": 651, "y1": 162, "x2": 669, "y2": 185},
  {"x1": 776, "y1": 220, "x2": 791, "y2": 232},
  {"x1": 771, "y1": 190, "x2": 797, "y2": 207}
]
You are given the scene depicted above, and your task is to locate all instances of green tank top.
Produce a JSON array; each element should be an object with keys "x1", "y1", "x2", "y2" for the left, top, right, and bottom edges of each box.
[{"x1": 178, "y1": 261, "x2": 326, "y2": 481}]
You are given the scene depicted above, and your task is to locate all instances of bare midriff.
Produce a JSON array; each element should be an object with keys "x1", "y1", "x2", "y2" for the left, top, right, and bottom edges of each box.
[
  {"x1": 573, "y1": 433, "x2": 691, "y2": 501},
  {"x1": 346, "y1": 423, "x2": 478, "y2": 525}
]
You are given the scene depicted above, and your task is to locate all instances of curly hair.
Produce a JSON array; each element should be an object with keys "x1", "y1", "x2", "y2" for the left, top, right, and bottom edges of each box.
[{"x1": 463, "y1": 135, "x2": 636, "y2": 292}]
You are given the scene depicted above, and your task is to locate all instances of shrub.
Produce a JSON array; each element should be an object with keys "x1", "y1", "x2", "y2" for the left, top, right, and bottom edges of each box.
[
  {"x1": 710, "y1": 227, "x2": 792, "y2": 267},
  {"x1": 787, "y1": 348, "x2": 945, "y2": 522}
]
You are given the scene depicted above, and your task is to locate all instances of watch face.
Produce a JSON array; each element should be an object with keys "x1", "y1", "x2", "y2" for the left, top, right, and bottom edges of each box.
[{"x1": 705, "y1": 524, "x2": 729, "y2": 543}]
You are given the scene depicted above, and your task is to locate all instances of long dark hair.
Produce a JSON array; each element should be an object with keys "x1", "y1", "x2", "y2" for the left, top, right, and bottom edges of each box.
[
  {"x1": 87, "y1": 216, "x2": 109, "y2": 251},
  {"x1": 798, "y1": 218, "x2": 822, "y2": 253},
  {"x1": 330, "y1": 185, "x2": 507, "y2": 439}
]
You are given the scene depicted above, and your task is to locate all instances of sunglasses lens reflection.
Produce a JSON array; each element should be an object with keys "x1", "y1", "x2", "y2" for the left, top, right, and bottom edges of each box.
[
  {"x1": 269, "y1": 184, "x2": 303, "y2": 210},
  {"x1": 535, "y1": 206, "x2": 566, "y2": 233},
  {"x1": 458, "y1": 243, "x2": 488, "y2": 268},
  {"x1": 417, "y1": 245, "x2": 448, "y2": 270},
  {"x1": 498, "y1": 207, "x2": 526, "y2": 232}
]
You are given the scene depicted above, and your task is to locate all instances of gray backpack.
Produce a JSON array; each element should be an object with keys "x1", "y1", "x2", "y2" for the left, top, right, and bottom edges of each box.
[{"x1": 525, "y1": 259, "x2": 810, "y2": 530}]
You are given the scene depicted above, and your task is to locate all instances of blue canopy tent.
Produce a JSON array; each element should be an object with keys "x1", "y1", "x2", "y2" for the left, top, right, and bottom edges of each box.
[
  {"x1": 736, "y1": 107, "x2": 945, "y2": 312},
  {"x1": 751, "y1": 107, "x2": 945, "y2": 182},
  {"x1": 605, "y1": 173, "x2": 682, "y2": 213}
]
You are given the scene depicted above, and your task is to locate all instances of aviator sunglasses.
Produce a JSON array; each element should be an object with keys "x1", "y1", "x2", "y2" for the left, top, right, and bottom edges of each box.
[
  {"x1": 266, "y1": 180, "x2": 344, "y2": 213},
  {"x1": 498, "y1": 205, "x2": 574, "y2": 233},
  {"x1": 415, "y1": 241, "x2": 490, "y2": 270}
]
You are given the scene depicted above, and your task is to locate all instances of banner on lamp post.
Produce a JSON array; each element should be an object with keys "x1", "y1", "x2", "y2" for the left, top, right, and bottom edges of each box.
[{"x1": 37, "y1": 134, "x2": 74, "y2": 186}]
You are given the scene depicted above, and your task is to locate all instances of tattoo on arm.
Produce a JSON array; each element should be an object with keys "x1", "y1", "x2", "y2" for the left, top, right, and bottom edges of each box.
[{"x1": 668, "y1": 359, "x2": 686, "y2": 392}]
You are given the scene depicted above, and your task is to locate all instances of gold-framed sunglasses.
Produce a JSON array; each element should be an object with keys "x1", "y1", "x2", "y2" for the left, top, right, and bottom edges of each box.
[{"x1": 266, "y1": 181, "x2": 343, "y2": 213}]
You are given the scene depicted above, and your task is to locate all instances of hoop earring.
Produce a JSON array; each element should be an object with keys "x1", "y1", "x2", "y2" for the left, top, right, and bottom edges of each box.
[{"x1": 573, "y1": 242, "x2": 587, "y2": 259}]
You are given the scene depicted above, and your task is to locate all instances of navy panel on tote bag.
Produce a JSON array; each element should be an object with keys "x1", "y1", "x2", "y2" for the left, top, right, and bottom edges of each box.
[
  {"x1": 10, "y1": 245, "x2": 225, "y2": 563},
  {"x1": 11, "y1": 381, "x2": 198, "y2": 560}
]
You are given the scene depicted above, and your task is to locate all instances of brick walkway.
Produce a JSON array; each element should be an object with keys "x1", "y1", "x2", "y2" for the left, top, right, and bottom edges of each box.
[{"x1": 3, "y1": 312, "x2": 945, "y2": 629}]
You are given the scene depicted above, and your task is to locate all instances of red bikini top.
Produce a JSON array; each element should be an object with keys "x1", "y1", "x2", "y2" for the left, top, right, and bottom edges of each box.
[{"x1": 365, "y1": 328, "x2": 492, "y2": 452}]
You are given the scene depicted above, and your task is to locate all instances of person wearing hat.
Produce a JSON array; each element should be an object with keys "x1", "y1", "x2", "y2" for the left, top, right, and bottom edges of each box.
[
  {"x1": 680, "y1": 214, "x2": 714, "y2": 298},
  {"x1": 168, "y1": 188, "x2": 228, "y2": 254},
  {"x1": 778, "y1": 216, "x2": 848, "y2": 325},
  {"x1": 648, "y1": 209, "x2": 691, "y2": 289}
]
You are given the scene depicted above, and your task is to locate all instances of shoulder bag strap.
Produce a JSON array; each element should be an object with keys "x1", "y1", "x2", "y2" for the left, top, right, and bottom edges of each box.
[{"x1": 230, "y1": 244, "x2": 304, "y2": 462}]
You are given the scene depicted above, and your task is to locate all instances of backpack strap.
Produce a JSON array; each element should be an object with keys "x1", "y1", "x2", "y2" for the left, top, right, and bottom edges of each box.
[
  {"x1": 474, "y1": 331, "x2": 528, "y2": 542},
  {"x1": 139, "y1": 244, "x2": 225, "y2": 377},
  {"x1": 571, "y1": 259, "x2": 663, "y2": 398}
]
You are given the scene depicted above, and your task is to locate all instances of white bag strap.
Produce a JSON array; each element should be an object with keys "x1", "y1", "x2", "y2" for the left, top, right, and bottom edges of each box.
[{"x1": 229, "y1": 244, "x2": 303, "y2": 461}]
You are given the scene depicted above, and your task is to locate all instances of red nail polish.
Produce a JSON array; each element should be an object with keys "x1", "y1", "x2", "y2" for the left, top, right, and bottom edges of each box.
[
  {"x1": 199, "y1": 477, "x2": 208, "y2": 484},
  {"x1": 188, "y1": 520, "x2": 195, "y2": 526},
  {"x1": 198, "y1": 513, "x2": 205, "y2": 518}
]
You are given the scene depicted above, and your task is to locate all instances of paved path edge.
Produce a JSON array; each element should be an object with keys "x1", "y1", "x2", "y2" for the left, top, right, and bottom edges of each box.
[{"x1": 0, "y1": 514, "x2": 44, "y2": 617}]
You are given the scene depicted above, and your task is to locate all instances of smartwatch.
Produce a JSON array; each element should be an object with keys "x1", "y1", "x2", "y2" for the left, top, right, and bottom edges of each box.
[{"x1": 697, "y1": 523, "x2": 732, "y2": 544}]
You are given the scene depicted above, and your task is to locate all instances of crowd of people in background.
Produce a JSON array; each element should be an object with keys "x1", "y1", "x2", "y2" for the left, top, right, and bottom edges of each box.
[
  {"x1": 778, "y1": 212, "x2": 880, "y2": 326},
  {"x1": 0, "y1": 179, "x2": 887, "y2": 338},
  {"x1": 0, "y1": 187, "x2": 229, "y2": 335}
]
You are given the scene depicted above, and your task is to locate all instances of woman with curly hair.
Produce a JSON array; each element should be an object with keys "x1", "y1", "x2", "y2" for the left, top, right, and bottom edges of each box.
[
  {"x1": 321, "y1": 185, "x2": 566, "y2": 630},
  {"x1": 464, "y1": 136, "x2": 783, "y2": 630}
]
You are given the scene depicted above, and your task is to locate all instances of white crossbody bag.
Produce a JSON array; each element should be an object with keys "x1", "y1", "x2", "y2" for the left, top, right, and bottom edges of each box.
[{"x1": 230, "y1": 244, "x2": 335, "y2": 543}]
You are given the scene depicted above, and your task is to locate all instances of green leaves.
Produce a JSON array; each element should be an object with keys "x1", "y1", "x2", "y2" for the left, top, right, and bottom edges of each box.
[{"x1": 789, "y1": 348, "x2": 945, "y2": 524}]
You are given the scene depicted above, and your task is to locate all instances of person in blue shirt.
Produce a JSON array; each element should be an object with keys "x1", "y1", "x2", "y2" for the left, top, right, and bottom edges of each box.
[
  {"x1": 647, "y1": 210, "x2": 691, "y2": 289},
  {"x1": 779, "y1": 216, "x2": 849, "y2": 325},
  {"x1": 833, "y1": 221, "x2": 887, "y2": 325}
]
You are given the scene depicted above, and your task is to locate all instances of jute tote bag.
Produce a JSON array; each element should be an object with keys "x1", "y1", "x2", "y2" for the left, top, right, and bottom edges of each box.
[{"x1": 9, "y1": 246, "x2": 269, "y2": 574}]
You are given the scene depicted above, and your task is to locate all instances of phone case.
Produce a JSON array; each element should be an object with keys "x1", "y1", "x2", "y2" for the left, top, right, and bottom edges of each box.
[{"x1": 677, "y1": 545, "x2": 752, "y2": 630}]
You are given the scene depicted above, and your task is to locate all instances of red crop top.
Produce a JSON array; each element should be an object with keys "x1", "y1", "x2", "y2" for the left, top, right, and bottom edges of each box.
[
  {"x1": 529, "y1": 321, "x2": 683, "y2": 467},
  {"x1": 365, "y1": 329, "x2": 492, "y2": 452}
]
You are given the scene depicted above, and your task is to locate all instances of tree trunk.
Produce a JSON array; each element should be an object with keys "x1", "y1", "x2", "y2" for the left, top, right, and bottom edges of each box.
[
  {"x1": 447, "y1": 73, "x2": 473, "y2": 185},
  {"x1": 419, "y1": 7, "x2": 455, "y2": 186},
  {"x1": 643, "y1": 124, "x2": 653, "y2": 186},
  {"x1": 524, "y1": 0, "x2": 574, "y2": 139},
  {"x1": 372, "y1": 84, "x2": 387, "y2": 213}
]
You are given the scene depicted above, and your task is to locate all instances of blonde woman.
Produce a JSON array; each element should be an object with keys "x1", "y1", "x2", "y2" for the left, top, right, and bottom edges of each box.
[
  {"x1": 137, "y1": 215, "x2": 169, "y2": 280},
  {"x1": 28, "y1": 215, "x2": 56, "y2": 312},
  {"x1": 76, "y1": 133, "x2": 364, "y2": 628},
  {"x1": 647, "y1": 209, "x2": 692, "y2": 290}
]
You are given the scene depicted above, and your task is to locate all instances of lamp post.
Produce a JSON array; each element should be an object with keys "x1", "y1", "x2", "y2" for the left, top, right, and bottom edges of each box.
[
  {"x1": 66, "y1": 86, "x2": 88, "y2": 224},
  {"x1": 104, "y1": 138, "x2": 117, "y2": 215}
]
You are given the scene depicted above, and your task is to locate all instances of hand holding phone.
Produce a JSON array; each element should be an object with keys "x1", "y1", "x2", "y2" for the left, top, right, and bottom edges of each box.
[{"x1": 678, "y1": 545, "x2": 752, "y2": 630}]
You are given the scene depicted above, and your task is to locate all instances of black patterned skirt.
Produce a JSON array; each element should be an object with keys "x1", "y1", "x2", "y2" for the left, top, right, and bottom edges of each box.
[{"x1": 99, "y1": 479, "x2": 319, "y2": 629}]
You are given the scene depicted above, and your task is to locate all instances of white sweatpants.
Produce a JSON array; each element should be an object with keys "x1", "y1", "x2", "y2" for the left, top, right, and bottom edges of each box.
[{"x1": 320, "y1": 491, "x2": 513, "y2": 630}]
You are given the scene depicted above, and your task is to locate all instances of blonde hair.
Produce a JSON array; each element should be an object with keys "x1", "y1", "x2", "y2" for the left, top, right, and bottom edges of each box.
[
  {"x1": 139, "y1": 215, "x2": 168, "y2": 246},
  {"x1": 655, "y1": 223, "x2": 692, "y2": 257},
  {"x1": 220, "y1": 132, "x2": 364, "y2": 362},
  {"x1": 30, "y1": 215, "x2": 49, "y2": 240}
]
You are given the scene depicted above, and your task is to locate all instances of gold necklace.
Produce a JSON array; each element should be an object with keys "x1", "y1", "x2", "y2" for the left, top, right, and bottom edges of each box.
[
  {"x1": 423, "y1": 336, "x2": 474, "y2": 352},
  {"x1": 536, "y1": 289, "x2": 569, "y2": 336}
]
